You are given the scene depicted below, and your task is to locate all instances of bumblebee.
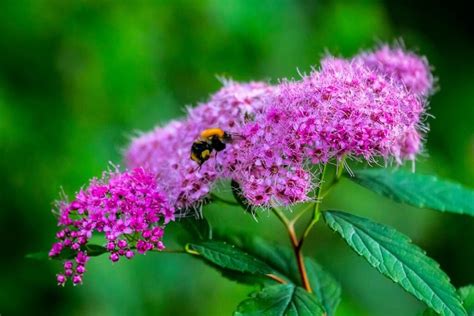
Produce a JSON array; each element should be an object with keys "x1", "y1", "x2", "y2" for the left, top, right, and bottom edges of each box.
[{"x1": 191, "y1": 128, "x2": 232, "y2": 166}]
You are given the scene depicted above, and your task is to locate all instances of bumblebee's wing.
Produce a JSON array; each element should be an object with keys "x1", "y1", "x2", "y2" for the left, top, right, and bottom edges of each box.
[{"x1": 223, "y1": 132, "x2": 244, "y2": 143}]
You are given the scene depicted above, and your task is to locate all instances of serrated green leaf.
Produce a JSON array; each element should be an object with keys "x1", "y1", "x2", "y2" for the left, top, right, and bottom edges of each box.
[
  {"x1": 213, "y1": 234, "x2": 341, "y2": 315},
  {"x1": 234, "y1": 284, "x2": 325, "y2": 316},
  {"x1": 221, "y1": 235, "x2": 298, "y2": 283},
  {"x1": 323, "y1": 210, "x2": 466, "y2": 316},
  {"x1": 306, "y1": 259, "x2": 341, "y2": 316},
  {"x1": 188, "y1": 242, "x2": 271, "y2": 287},
  {"x1": 85, "y1": 244, "x2": 107, "y2": 256},
  {"x1": 218, "y1": 268, "x2": 272, "y2": 287},
  {"x1": 423, "y1": 286, "x2": 474, "y2": 316},
  {"x1": 348, "y1": 169, "x2": 474, "y2": 215},
  {"x1": 177, "y1": 216, "x2": 212, "y2": 243},
  {"x1": 188, "y1": 241, "x2": 274, "y2": 275}
]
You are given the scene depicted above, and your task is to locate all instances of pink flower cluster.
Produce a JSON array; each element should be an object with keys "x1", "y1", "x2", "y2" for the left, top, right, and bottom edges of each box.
[
  {"x1": 220, "y1": 54, "x2": 427, "y2": 204},
  {"x1": 125, "y1": 44, "x2": 433, "y2": 207},
  {"x1": 270, "y1": 56, "x2": 424, "y2": 161},
  {"x1": 126, "y1": 81, "x2": 273, "y2": 208},
  {"x1": 49, "y1": 167, "x2": 174, "y2": 285}
]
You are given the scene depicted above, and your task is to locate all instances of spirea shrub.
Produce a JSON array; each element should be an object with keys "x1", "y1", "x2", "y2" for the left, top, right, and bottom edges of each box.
[{"x1": 32, "y1": 43, "x2": 474, "y2": 316}]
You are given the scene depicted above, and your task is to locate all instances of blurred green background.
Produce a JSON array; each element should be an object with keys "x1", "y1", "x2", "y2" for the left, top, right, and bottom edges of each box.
[{"x1": 1, "y1": 0, "x2": 473, "y2": 315}]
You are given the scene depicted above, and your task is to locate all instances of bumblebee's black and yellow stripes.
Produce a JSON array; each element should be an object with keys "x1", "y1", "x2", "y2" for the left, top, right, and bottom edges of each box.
[
  {"x1": 190, "y1": 140, "x2": 212, "y2": 165},
  {"x1": 190, "y1": 128, "x2": 232, "y2": 166}
]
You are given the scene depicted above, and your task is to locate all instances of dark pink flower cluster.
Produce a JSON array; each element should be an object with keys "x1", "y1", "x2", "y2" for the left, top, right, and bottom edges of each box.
[
  {"x1": 126, "y1": 80, "x2": 273, "y2": 208},
  {"x1": 49, "y1": 167, "x2": 174, "y2": 285},
  {"x1": 125, "y1": 44, "x2": 433, "y2": 208}
]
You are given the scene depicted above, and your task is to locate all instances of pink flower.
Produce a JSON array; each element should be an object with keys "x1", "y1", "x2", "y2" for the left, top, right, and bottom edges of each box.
[
  {"x1": 356, "y1": 44, "x2": 434, "y2": 96},
  {"x1": 56, "y1": 274, "x2": 66, "y2": 286},
  {"x1": 355, "y1": 45, "x2": 433, "y2": 161},
  {"x1": 49, "y1": 167, "x2": 174, "y2": 285}
]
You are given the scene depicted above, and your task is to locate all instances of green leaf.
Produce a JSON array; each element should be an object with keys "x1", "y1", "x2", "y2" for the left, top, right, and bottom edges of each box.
[
  {"x1": 84, "y1": 244, "x2": 107, "y2": 256},
  {"x1": 323, "y1": 210, "x2": 466, "y2": 316},
  {"x1": 423, "y1": 286, "x2": 474, "y2": 316},
  {"x1": 221, "y1": 235, "x2": 298, "y2": 283},
  {"x1": 26, "y1": 244, "x2": 106, "y2": 261},
  {"x1": 175, "y1": 215, "x2": 212, "y2": 249},
  {"x1": 178, "y1": 216, "x2": 212, "y2": 242},
  {"x1": 188, "y1": 236, "x2": 341, "y2": 315},
  {"x1": 218, "y1": 268, "x2": 272, "y2": 287},
  {"x1": 459, "y1": 286, "x2": 474, "y2": 316},
  {"x1": 187, "y1": 236, "x2": 278, "y2": 286},
  {"x1": 211, "y1": 234, "x2": 341, "y2": 315},
  {"x1": 306, "y1": 259, "x2": 341, "y2": 316},
  {"x1": 227, "y1": 236, "x2": 341, "y2": 315},
  {"x1": 188, "y1": 241, "x2": 274, "y2": 275},
  {"x1": 348, "y1": 169, "x2": 474, "y2": 215},
  {"x1": 235, "y1": 284, "x2": 325, "y2": 316}
]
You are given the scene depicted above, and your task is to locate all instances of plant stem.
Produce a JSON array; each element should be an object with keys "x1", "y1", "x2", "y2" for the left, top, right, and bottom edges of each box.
[
  {"x1": 299, "y1": 164, "x2": 327, "y2": 247},
  {"x1": 265, "y1": 273, "x2": 288, "y2": 284},
  {"x1": 271, "y1": 203, "x2": 312, "y2": 292},
  {"x1": 270, "y1": 160, "x2": 345, "y2": 293},
  {"x1": 184, "y1": 244, "x2": 201, "y2": 255},
  {"x1": 293, "y1": 243, "x2": 312, "y2": 292},
  {"x1": 289, "y1": 202, "x2": 314, "y2": 226},
  {"x1": 321, "y1": 156, "x2": 346, "y2": 198},
  {"x1": 283, "y1": 163, "x2": 330, "y2": 292},
  {"x1": 160, "y1": 248, "x2": 187, "y2": 254}
]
